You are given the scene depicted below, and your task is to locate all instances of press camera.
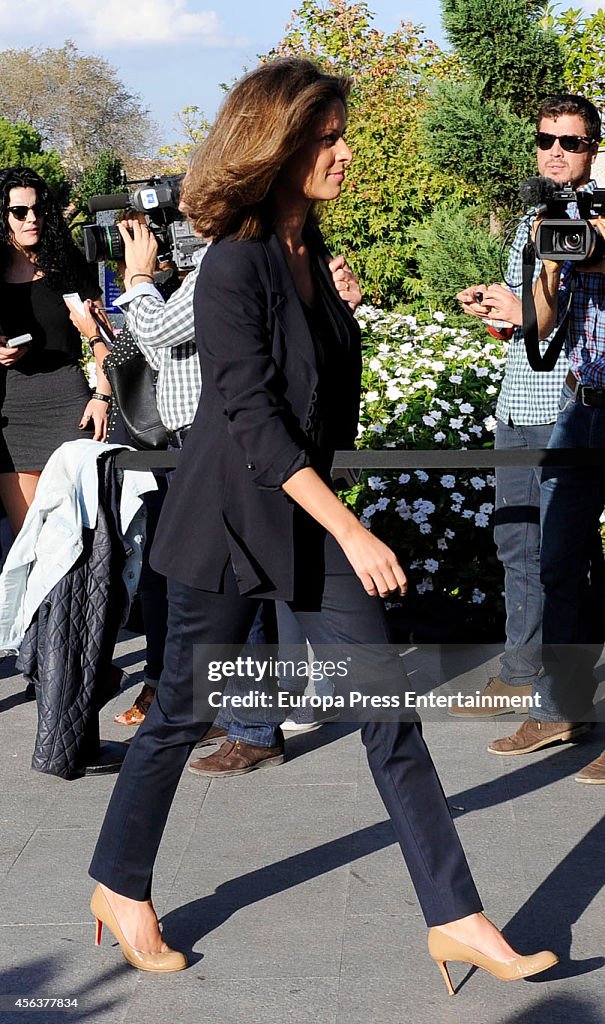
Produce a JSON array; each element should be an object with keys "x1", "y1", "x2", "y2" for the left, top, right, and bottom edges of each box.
[
  {"x1": 520, "y1": 176, "x2": 605, "y2": 263},
  {"x1": 82, "y1": 174, "x2": 206, "y2": 272}
]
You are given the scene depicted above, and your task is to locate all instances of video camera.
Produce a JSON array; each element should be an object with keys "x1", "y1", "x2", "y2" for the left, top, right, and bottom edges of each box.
[
  {"x1": 82, "y1": 174, "x2": 206, "y2": 273},
  {"x1": 520, "y1": 176, "x2": 605, "y2": 263}
]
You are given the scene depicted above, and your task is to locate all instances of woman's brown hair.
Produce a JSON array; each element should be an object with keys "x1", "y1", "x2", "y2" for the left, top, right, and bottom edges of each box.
[{"x1": 181, "y1": 57, "x2": 350, "y2": 241}]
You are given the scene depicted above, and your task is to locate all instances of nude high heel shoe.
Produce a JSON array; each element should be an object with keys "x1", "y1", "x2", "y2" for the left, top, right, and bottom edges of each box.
[
  {"x1": 428, "y1": 927, "x2": 558, "y2": 996},
  {"x1": 91, "y1": 885, "x2": 187, "y2": 972}
]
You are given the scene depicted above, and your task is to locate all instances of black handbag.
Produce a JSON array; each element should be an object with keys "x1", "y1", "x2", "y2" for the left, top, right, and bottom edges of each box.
[{"x1": 103, "y1": 325, "x2": 169, "y2": 451}]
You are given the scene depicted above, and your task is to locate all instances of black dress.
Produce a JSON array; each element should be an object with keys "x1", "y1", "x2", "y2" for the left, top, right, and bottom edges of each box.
[{"x1": 0, "y1": 276, "x2": 99, "y2": 472}]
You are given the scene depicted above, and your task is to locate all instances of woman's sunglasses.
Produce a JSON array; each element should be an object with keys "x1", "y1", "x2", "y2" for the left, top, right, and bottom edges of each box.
[
  {"x1": 536, "y1": 132, "x2": 595, "y2": 153},
  {"x1": 7, "y1": 203, "x2": 46, "y2": 221}
]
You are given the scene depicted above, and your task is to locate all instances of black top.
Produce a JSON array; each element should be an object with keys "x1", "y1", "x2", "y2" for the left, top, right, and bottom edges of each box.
[{"x1": 0, "y1": 276, "x2": 99, "y2": 374}]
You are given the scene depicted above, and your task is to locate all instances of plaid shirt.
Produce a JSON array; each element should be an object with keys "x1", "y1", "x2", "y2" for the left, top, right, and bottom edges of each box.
[
  {"x1": 558, "y1": 257, "x2": 605, "y2": 391},
  {"x1": 496, "y1": 181, "x2": 596, "y2": 425},
  {"x1": 114, "y1": 262, "x2": 202, "y2": 430}
]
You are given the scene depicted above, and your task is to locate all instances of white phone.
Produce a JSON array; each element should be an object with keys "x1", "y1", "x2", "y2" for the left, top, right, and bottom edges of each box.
[
  {"x1": 64, "y1": 292, "x2": 113, "y2": 345},
  {"x1": 6, "y1": 333, "x2": 32, "y2": 348},
  {"x1": 63, "y1": 292, "x2": 87, "y2": 316}
]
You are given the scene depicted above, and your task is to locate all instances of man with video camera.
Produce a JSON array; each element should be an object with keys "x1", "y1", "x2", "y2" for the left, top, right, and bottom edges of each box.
[
  {"x1": 465, "y1": 96, "x2": 605, "y2": 781},
  {"x1": 457, "y1": 95, "x2": 600, "y2": 716}
]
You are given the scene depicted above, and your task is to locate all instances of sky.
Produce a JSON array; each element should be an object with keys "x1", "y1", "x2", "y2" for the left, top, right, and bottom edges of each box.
[{"x1": 0, "y1": 0, "x2": 602, "y2": 149}]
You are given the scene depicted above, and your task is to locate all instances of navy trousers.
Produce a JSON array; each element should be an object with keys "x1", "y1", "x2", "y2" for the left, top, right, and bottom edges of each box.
[{"x1": 90, "y1": 560, "x2": 482, "y2": 927}]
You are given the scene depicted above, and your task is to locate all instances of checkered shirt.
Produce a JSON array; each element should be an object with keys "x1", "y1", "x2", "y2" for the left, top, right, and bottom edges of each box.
[
  {"x1": 114, "y1": 263, "x2": 201, "y2": 430},
  {"x1": 495, "y1": 181, "x2": 596, "y2": 425}
]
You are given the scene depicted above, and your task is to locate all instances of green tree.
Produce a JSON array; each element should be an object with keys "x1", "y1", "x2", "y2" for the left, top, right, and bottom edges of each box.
[
  {"x1": 0, "y1": 41, "x2": 156, "y2": 174},
  {"x1": 540, "y1": 4, "x2": 605, "y2": 95},
  {"x1": 0, "y1": 117, "x2": 67, "y2": 199},
  {"x1": 159, "y1": 106, "x2": 211, "y2": 171}
]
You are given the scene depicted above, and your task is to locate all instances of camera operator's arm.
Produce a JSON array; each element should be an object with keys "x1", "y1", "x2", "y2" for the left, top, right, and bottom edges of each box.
[
  {"x1": 118, "y1": 220, "x2": 158, "y2": 290},
  {"x1": 115, "y1": 262, "x2": 199, "y2": 354}
]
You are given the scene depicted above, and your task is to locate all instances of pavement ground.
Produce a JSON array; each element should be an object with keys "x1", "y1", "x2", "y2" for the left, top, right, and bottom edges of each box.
[{"x1": 0, "y1": 633, "x2": 604, "y2": 1024}]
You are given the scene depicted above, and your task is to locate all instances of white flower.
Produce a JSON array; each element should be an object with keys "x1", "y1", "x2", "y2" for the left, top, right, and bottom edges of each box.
[
  {"x1": 474, "y1": 512, "x2": 489, "y2": 527},
  {"x1": 368, "y1": 357, "x2": 382, "y2": 371},
  {"x1": 386, "y1": 384, "x2": 404, "y2": 401},
  {"x1": 462, "y1": 509, "x2": 474, "y2": 519},
  {"x1": 376, "y1": 496, "x2": 390, "y2": 511},
  {"x1": 440, "y1": 475, "x2": 456, "y2": 488},
  {"x1": 451, "y1": 492, "x2": 464, "y2": 503},
  {"x1": 486, "y1": 474, "x2": 496, "y2": 487},
  {"x1": 412, "y1": 510, "x2": 427, "y2": 524},
  {"x1": 365, "y1": 391, "x2": 380, "y2": 402},
  {"x1": 459, "y1": 432, "x2": 470, "y2": 442},
  {"x1": 472, "y1": 588, "x2": 486, "y2": 604},
  {"x1": 363, "y1": 504, "x2": 377, "y2": 517},
  {"x1": 483, "y1": 415, "x2": 498, "y2": 432},
  {"x1": 470, "y1": 476, "x2": 486, "y2": 490},
  {"x1": 480, "y1": 502, "x2": 494, "y2": 514},
  {"x1": 419, "y1": 522, "x2": 432, "y2": 534},
  {"x1": 424, "y1": 558, "x2": 439, "y2": 572},
  {"x1": 469, "y1": 425, "x2": 482, "y2": 435},
  {"x1": 398, "y1": 473, "x2": 410, "y2": 484},
  {"x1": 436, "y1": 399, "x2": 451, "y2": 411},
  {"x1": 368, "y1": 475, "x2": 386, "y2": 491},
  {"x1": 434, "y1": 431, "x2": 446, "y2": 442},
  {"x1": 486, "y1": 385, "x2": 498, "y2": 396},
  {"x1": 433, "y1": 310, "x2": 446, "y2": 322},
  {"x1": 449, "y1": 374, "x2": 462, "y2": 384},
  {"x1": 459, "y1": 403, "x2": 473, "y2": 414},
  {"x1": 369, "y1": 424, "x2": 385, "y2": 434},
  {"x1": 449, "y1": 417, "x2": 463, "y2": 429},
  {"x1": 475, "y1": 367, "x2": 489, "y2": 377},
  {"x1": 422, "y1": 415, "x2": 437, "y2": 427},
  {"x1": 415, "y1": 470, "x2": 429, "y2": 482}
]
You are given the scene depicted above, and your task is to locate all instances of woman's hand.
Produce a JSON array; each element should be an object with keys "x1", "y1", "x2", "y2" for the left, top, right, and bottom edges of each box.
[
  {"x1": 329, "y1": 254, "x2": 361, "y2": 311},
  {"x1": 0, "y1": 337, "x2": 29, "y2": 366},
  {"x1": 79, "y1": 398, "x2": 109, "y2": 441},
  {"x1": 282, "y1": 466, "x2": 407, "y2": 598},
  {"x1": 338, "y1": 522, "x2": 408, "y2": 599},
  {"x1": 118, "y1": 220, "x2": 159, "y2": 289},
  {"x1": 67, "y1": 299, "x2": 105, "y2": 341}
]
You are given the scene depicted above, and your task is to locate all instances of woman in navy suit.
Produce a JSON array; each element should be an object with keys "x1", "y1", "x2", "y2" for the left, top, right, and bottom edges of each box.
[{"x1": 88, "y1": 58, "x2": 557, "y2": 991}]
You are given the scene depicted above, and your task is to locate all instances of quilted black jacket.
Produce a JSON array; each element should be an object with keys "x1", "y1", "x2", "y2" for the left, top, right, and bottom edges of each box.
[{"x1": 20, "y1": 453, "x2": 130, "y2": 780}]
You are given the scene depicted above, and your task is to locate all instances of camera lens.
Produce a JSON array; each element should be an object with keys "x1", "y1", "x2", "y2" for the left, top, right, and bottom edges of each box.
[
  {"x1": 562, "y1": 232, "x2": 583, "y2": 252},
  {"x1": 82, "y1": 224, "x2": 125, "y2": 262}
]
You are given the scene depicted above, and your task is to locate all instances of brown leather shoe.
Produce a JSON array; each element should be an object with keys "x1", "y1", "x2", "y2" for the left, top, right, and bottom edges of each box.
[
  {"x1": 114, "y1": 683, "x2": 156, "y2": 726},
  {"x1": 575, "y1": 749, "x2": 605, "y2": 784},
  {"x1": 449, "y1": 676, "x2": 533, "y2": 718},
  {"x1": 194, "y1": 726, "x2": 229, "y2": 748},
  {"x1": 488, "y1": 718, "x2": 592, "y2": 756},
  {"x1": 188, "y1": 738, "x2": 285, "y2": 777}
]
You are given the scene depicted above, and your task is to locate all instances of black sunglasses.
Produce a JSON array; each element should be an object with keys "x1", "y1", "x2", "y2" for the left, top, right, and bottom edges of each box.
[
  {"x1": 536, "y1": 132, "x2": 595, "y2": 153},
  {"x1": 7, "y1": 203, "x2": 46, "y2": 221}
]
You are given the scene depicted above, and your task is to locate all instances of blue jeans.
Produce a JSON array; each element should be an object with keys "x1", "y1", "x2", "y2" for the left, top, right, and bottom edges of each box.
[
  {"x1": 212, "y1": 601, "x2": 283, "y2": 747},
  {"x1": 494, "y1": 419, "x2": 555, "y2": 686},
  {"x1": 535, "y1": 384, "x2": 605, "y2": 720}
]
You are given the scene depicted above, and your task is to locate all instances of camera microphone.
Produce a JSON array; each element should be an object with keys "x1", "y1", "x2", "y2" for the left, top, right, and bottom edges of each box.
[
  {"x1": 518, "y1": 176, "x2": 560, "y2": 213},
  {"x1": 88, "y1": 193, "x2": 130, "y2": 214}
]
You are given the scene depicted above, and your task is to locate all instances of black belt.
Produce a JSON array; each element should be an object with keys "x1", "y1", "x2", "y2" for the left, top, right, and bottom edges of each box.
[
  {"x1": 565, "y1": 369, "x2": 605, "y2": 409},
  {"x1": 165, "y1": 425, "x2": 191, "y2": 447}
]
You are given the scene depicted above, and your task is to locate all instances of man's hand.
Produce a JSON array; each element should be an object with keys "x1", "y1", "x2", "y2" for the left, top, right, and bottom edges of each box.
[
  {"x1": 329, "y1": 254, "x2": 361, "y2": 311},
  {"x1": 479, "y1": 284, "x2": 523, "y2": 326},
  {"x1": 456, "y1": 285, "x2": 492, "y2": 319},
  {"x1": 118, "y1": 220, "x2": 159, "y2": 289},
  {"x1": 0, "y1": 336, "x2": 29, "y2": 366}
]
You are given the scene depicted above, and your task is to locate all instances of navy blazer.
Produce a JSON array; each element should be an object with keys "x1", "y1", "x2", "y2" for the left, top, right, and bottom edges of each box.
[{"x1": 151, "y1": 228, "x2": 362, "y2": 600}]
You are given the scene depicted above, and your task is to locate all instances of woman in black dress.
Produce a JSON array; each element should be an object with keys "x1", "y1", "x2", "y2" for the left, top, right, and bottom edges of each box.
[
  {"x1": 0, "y1": 167, "x2": 110, "y2": 534},
  {"x1": 88, "y1": 59, "x2": 557, "y2": 993}
]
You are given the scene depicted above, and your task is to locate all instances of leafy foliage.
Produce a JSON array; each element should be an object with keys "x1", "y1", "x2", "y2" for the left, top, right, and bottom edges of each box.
[
  {"x1": 70, "y1": 151, "x2": 125, "y2": 220},
  {"x1": 0, "y1": 41, "x2": 156, "y2": 174},
  {"x1": 0, "y1": 117, "x2": 67, "y2": 199},
  {"x1": 265, "y1": 0, "x2": 468, "y2": 306},
  {"x1": 541, "y1": 3, "x2": 605, "y2": 95},
  {"x1": 420, "y1": 78, "x2": 536, "y2": 212},
  {"x1": 413, "y1": 204, "x2": 502, "y2": 312},
  {"x1": 442, "y1": 0, "x2": 565, "y2": 115},
  {"x1": 158, "y1": 106, "x2": 211, "y2": 171}
]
